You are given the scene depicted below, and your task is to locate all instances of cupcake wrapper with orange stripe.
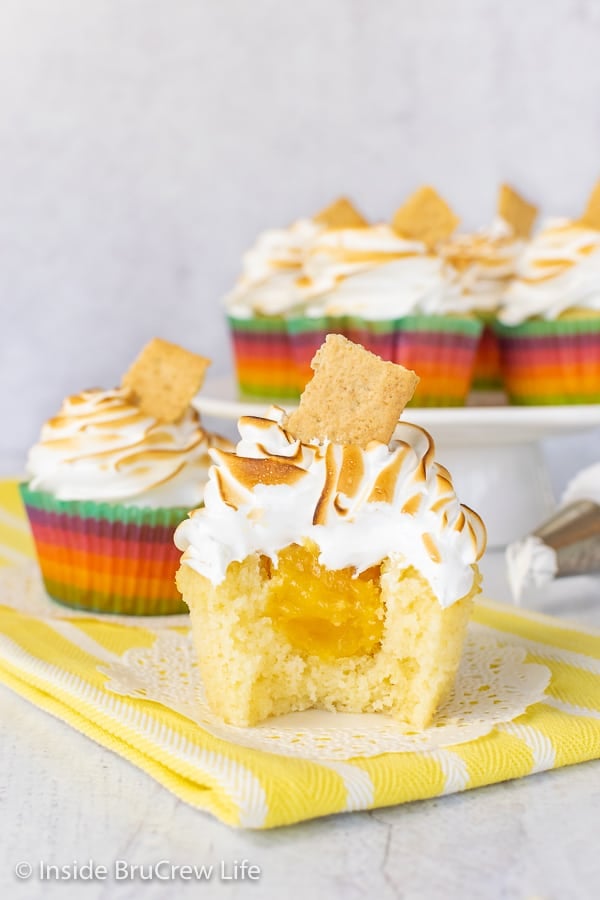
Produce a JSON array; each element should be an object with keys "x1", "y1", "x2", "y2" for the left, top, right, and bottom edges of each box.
[
  {"x1": 228, "y1": 315, "x2": 298, "y2": 399},
  {"x1": 19, "y1": 484, "x2": 189, "y2": 615},
  {"x1": 229, "y1": 314, "x2": 483, "y2": 407},
  {"x1": 471, "y1": 323, "x2": 503, "y2": 391},
  {"x1": 494, "y1": 317, "x2": 600, "y2": 405}
]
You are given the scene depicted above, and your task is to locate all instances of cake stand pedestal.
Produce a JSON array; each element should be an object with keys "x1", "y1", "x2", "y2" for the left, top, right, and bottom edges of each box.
[{"x1": 428, "y1": 441, "x2": 553, "y2": 548}]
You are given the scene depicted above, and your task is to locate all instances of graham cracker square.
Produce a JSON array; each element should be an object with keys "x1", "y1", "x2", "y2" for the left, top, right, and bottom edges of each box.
[
  {"x1": 392, "y1": 186, "x2": 459, "y2": 247},
  {"x1": 122, "y1": 338, "x2": 210, "y2": 423},
  {"x1": 498, "y1": 184, "x2": 537, "y2": 238},
  {"x1": 286, "y1": 334, "x2": 418, "y2": 447},
  {"x1": 313, "y1": 197, "x2": 368, "y2": 229},
  {"x1": 581, "y1": 181, "x2": 600, "y2": 231}
]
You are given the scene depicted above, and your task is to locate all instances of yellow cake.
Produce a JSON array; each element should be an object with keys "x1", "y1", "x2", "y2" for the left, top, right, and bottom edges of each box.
[{"x1": 175, "y1": 335, "x2": 487, "y2": 728}]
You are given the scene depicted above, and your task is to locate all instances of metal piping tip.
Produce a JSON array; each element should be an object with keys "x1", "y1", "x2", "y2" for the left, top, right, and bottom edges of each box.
[
  {"x1": 533, "y1": 500, "x2": 600, "y2": 577},
  {"x1": 506, "y1": 500, "x2": 600, "y2": 602}
]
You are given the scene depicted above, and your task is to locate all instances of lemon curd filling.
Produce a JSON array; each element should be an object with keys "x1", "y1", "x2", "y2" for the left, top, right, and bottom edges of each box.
[{"x1": 264, "y1": 542, "x2": 384, "y2": 660}]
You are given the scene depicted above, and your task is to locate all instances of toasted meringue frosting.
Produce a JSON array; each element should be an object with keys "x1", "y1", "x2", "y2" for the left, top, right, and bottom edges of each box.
[
  {"x1": 441, "y1": 217, "x2": 525, "y2": 312},
  {"x1": 305, "y1": 254, "x2": 465, "y2": 319},
  {"x1": 26, "y1": 388, "x2": 228, "y2": 508},
  {"x1": 225, "y1": 218, "x2": 469, "y2": 320},
  {"x1": 225, "y1": 219, "x2": 325, "y2": 316},
  {"x1": 498, "y1": 219, "x2": 600, "y2": 325},
  {"x1": 304, "y1": 224, "x2": 424, "y2": 282},
  {"x1": 175, "y1": 408, "x2": 486, "y2": 607}
]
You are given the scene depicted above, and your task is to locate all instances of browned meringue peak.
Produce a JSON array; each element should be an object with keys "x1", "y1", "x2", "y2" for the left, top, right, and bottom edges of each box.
[
  {"x1": 211, "y1": 449, "x2": 307, "y2": 493},
  {"x1": 208, "y1": 410, "x2": 487, "y2": 567},
  {"x1": 367, "y1": 450, "x2": 410, "y2": 505},
  {"x1": 114, "y1": 436, "x2": 209, "y2": 471},
  {"x1": 41, "y1": 389, "x2": 210, "y2": 466},
  {"x1": 422, "y1": 532, "x2": 442, "y2": 564},
  {"x1": 26, "y1": 386, "x2": 222, "y2": 506},
  {"x1": 336, "y1": 445, "x2": 365, "y2": 499}
]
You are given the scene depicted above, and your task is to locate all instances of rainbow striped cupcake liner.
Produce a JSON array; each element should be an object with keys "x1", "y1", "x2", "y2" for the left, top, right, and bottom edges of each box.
[
  {"x1": 494, "y1": 318, "x2": 600, "y2": 405},
  {"x1": 471, "y1": 323, "x2": 503, "y2": 391},
  {"x1": 228, "y1": 315, "x2": 298, "y2": 399},
  {"x1": 229, "y1": 314, "x2": 483, "y2": 407},
  {"x1": 19, "y1": 484, "x2": 190, "y2": 615},
  {"x1": 389, "y1": 315, "x2": 483, "y2": 407}
]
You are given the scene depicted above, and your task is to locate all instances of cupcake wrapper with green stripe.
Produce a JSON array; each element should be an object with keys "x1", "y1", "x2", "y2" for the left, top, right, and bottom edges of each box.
[
  {"x1": 19, "y1": 483, "x2": 190, "y2": 615},
  {"x1": 471, "y1": 323, "x2": 503, "y2": 391},
  {"x1": 229, "y1": 312, "x2": 483, "y2": 406},
  {"x1": 494, "y1": 316, "x2": 600, "y2": 405},
  {"x1": 228, "y1": 314, "x2": 298, "y2": 399}
]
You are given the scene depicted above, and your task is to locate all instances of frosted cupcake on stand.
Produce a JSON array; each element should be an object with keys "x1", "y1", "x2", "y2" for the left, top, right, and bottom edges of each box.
[
  {"x1": 441, "y1": 184, "x2": 537, "y2": 396},
  {"x1": 20, "y1": 339, "x2": 231, "y2": 615},
  {"x1": 495, "y1": 182, "x2": 600, "y2": 404},
  {"x1": 225, "y1": 207, "x2": 333, "y2": 399}
]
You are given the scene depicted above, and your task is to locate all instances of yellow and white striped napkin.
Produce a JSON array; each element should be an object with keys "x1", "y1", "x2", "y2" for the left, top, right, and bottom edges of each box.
[{"x1": 1, "y1": 479, "x2": 600, "y2": 829}]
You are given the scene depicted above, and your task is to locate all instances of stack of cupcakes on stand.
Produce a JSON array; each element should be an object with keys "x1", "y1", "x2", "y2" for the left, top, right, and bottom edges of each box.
[
  {"x1": 226, "y1": 188, "x2": 484, "y2": 407},
  {"x1": 20, "y1": 339, "x2": 231, "y2": 615},
  {"x1": 225, "y1": 207, "x2": 328, "y2": 400}
]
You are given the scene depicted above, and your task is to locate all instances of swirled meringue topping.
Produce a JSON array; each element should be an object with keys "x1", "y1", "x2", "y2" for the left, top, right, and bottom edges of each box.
[
  {"x1": 226, "y1": 216, "x2": 468, "y2": 320},
  {"x1": 26, "y1": 388, "x2": 229, "y2": 508},
  {"x1": 225, "y1": 219, "x2": 325, "y2": 317},
  {"x1": 499, "y1": 219, "x2": 600, "y2": 325},
  {"x1": 441, "y1": 217, "x2": 526, "y2": 312},
  {"x1": 304, "y1": 224, "x2": 424, "y2": 282},
  {"x1": 305, "y1": 253, "x2": 466, "y2": 319},
  {"x1": 175, "y1": 408, "x2": 486, "y2": 607},
  {"x1": 302, "y1": 224, "x2": 467, "y2": 319}
]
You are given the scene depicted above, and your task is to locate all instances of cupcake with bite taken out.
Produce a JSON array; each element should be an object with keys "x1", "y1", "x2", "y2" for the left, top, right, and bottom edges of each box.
[
  {"x1": 20, "y1": 339, "x2": 231, "y2": 615},
  {"x1": 175, "y1": 335, "x2": 486, "y2": 728}
]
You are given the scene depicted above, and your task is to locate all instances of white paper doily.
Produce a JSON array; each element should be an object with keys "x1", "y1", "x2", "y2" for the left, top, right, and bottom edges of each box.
[
  {"x1": 100, "y1": 626, "x2": 551, "y2": 761},
  {"x1": 0, "y1": 562, "x2": 189, "y2": 628}
]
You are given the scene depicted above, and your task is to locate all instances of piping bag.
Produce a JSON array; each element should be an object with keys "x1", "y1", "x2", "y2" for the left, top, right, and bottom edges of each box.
[{"x1": 506, "y1": 463, "x2": 600, "y2": 602}]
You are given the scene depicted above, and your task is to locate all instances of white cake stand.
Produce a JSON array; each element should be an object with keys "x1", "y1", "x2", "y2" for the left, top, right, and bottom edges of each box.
[{"x1": 195, "y1": 377, "x2": 600, "y2": 548}]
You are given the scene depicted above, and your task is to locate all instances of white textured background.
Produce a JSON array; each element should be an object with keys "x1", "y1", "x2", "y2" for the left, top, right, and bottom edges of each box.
[{"x1": 1, "y1": 0, "x2": 599, "y2": 489}]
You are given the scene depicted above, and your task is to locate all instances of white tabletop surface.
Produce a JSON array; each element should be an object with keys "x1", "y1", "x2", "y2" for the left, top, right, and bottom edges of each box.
[{"x1": 1, "y1": 551, "x2": 599, "y2": 900}]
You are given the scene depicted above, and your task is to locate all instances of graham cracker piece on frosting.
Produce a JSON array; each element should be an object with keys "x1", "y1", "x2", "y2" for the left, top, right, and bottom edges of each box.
[
  {"x1": 313, "y1": 197, "x2": 368, "y2": 229},
  {"x1": 580, "y1": 181, "x2": 600, "y2": 231},
  {"x1": 498, "y1": 184, "x2": 538, "y2": 238},
  {"x1": 285, "y1": 334, "x2": 419, "y2": 447},
  {"x1": 122, "y1": 338, "x2": 210, "y2": 423},
  {"x1": 392, "y1": 186, "x2": 459, "y2": 247}
]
